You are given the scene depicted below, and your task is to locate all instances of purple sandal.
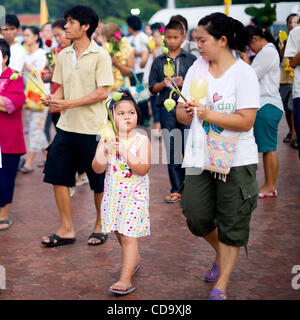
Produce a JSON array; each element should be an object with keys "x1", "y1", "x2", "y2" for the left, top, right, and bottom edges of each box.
[
  {"x1": 205, "y1": 262, "x2": 219, "y2": 282},
  {"x1": 208, "y1": 288, "x2": 227, "y2": 300}
]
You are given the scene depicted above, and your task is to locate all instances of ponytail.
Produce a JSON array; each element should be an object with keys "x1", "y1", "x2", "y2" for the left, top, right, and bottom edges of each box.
[{"x1": 245, "y1": 25, "x2": 280, "y2": 59}]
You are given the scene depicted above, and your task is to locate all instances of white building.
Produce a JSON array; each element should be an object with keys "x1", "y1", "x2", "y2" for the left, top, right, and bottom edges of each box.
[{"x1": 149, "y1": 2, "x2": 300, "y2": 29}]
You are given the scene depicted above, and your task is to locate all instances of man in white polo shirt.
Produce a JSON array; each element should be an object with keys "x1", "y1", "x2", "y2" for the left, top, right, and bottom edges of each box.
[{"x1": 285, "y1": 24, "x2": 300, "y2": 159}]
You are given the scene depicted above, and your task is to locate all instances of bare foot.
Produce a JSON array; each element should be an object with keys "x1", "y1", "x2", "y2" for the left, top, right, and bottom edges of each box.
[{"x1": 109, "y1": 280, "x2": 132, "y2": 291}]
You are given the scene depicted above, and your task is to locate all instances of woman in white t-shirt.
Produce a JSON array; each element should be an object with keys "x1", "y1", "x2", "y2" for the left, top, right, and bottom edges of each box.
[
  {"x1": 241, "y1": 26, "x2": 283, "y2": 198},
  {"x1": 177, "y1": 13, "x2": 260, "y2": 300},
  {"x1": 19, "y1": 26, "x2": 48, "y2": 174}
]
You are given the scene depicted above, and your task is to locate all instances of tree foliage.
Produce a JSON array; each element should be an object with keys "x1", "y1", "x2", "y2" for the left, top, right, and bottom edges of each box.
[{"x1": 245, "y1": 0, "x2": 277, "y2": 28}]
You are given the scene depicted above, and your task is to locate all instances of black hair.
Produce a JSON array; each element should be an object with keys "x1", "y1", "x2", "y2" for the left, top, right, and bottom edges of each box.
[
  {"x1": 5, "y1": 14, "x2": 20, "y2": 29},
  {"x1": 126, "y1": 15, "x2": 142, "y2": 32},
  {"x1": 151, "y1": 22, "x2": 164, "y2": 31},
  {"x1": 52, "y1": 19, "x2": 67, "y2": 30},
  {"x1": 109, "y1": 89, "x2": 141, "y2": 125},
  {"x1": 245, "y1": 25, "x2": 280, "y2": 58},
  {"x1": 170, "y1": 15, "x2": 188, "y2": 32},
  {"x1": 198, "y1": 12, "x2": 249, "y2": 52},
  {"x1": 64, "y1": 5, "x2": 99, "y2": 39},
  {"x1": 0, "y1": 39, "x2": 11, "y2": 66},
  {"x1": 26, "y1": 26, "x2": 43, "y2": 48},
  {"x1": 286, "y1": 13, "x2": 299, "y2": 24},
  {"x1": 250, "y1": 17, "x2": 258, "y2": 27},
  {"x1": 165, "y1": 20, "x2": 184, "y2": 35}
]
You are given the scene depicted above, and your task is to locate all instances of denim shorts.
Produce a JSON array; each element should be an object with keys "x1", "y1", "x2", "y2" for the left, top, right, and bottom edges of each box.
[{"x1": 180, "y1": 164, "x2": 259, "y2": 248}]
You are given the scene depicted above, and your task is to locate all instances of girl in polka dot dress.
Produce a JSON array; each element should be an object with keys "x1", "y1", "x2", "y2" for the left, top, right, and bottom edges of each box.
[{"x1": 92, "y1": 92, "x2": 151, "y2": 295}]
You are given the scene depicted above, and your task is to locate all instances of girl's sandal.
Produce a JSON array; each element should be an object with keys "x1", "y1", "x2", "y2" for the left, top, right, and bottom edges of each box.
[{"x1": 204, "y1": 262, "x2": 219, "y2": 282}]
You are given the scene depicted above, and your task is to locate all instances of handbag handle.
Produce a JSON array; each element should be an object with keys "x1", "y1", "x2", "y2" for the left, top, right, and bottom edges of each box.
[{"x1": 130, "y1": 67, "x2": 141, "y2": 86}]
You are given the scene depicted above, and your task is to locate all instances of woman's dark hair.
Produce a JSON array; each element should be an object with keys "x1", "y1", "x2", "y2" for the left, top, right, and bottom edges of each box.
[
  {"x1": 64, "y1": 5, "x2": 99, "y2": 39},
  {"x1": 52, "y1": 19, "x2": 67, "y2": 30},
  {"x1": 0, "y1": 39, "x2": 11, "y2": 66},
  {"x1": 198, "y1": 12, "x2": 249, "y2": 52},
  {"x1": 165, "y1": 20, "x2": 184, "y2": 35},
  {"x1": 109, "y1": 89, "x2": 141, "y2": 125},
  {"x1": 126, "y1": 16, "x2": 142, "y2": 32},
  {"x1": 5, "y1": 14, "x2": 20, "y2": 29},
  {"x1": 26, "y1": 26, "x2": 43, "y2": 48},
  {"x1": 170, "y1": 15, "x2": 188, "y2": 32},
  {"x1": 245, "y1": 25, "x2": 280, "y2": 58}
]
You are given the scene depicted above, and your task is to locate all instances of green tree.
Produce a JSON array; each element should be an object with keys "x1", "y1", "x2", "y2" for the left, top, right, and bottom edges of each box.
[{"x1": 245, "y1": 0, "x2": 277, "y2": 28}]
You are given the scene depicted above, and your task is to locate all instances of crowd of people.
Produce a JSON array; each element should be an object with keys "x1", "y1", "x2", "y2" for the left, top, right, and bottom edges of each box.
[{"x1": 0, "y1": 4, "x2": 300, "y2": 300}]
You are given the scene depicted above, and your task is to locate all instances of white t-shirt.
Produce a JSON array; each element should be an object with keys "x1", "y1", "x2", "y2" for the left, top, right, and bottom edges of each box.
[
  {"x1": 9, "y1": 42, "x2": 26, "y2": 73},
  {"x1": 251, "y1": 43, "x2": 283, "y2": 110},
  {"x1": 23, "y1": 48, "x2": 47, "y2": 87},
  {"x1": 284, "y1": 26, "x2": 300, "y2": 99},
  {"x1": 179, "y1": 58, "x2": 260, "y2": 167},
  {"x1": 127, "y1": 32, "x2": 149, "y2": 74}
]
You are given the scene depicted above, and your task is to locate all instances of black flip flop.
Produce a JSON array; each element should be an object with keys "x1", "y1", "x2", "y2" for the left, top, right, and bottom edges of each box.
[
  {"x1": 88, "y1": 232, "x2": 108, "y2": 246},
  {"x1": 291, "y1": 139, "x2": 298, "y2": 149},
  {"x1": 41, "y1": 234, "x2": 76, "y2": 247},
  {"x1": 283, "y1": 133, "x2": 292, "y2": 143}
]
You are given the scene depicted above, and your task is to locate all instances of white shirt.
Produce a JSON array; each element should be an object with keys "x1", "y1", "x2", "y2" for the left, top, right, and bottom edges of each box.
[
  {"x1": 251, "y1": 43, "x2": 283, "y2": 110},
  {"x1": 127, "y1": 32, "x2": 149, "y2": 74},
  {"x1": 23, "y1": 48, "x2": 48, "y2": 92},
  {"x1": 180, "y1": 58, "x2": 260, "y2": 167},
  {"x1": 284, "y1": 26, "x2": 300, "y2": 99},
  {"x1": 9, "y1": 42, "x2": 26, "y2": 73}
]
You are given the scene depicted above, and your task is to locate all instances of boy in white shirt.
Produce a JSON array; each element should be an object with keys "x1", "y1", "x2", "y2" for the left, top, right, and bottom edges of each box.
[{"x1": 0, "y1": 14, "x2": 25, "y2": 73}]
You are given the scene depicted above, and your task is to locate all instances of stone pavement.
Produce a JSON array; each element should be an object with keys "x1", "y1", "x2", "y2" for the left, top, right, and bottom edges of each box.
[{"x1": 0, "y1": 119, "x2": 300, "y2": 300}]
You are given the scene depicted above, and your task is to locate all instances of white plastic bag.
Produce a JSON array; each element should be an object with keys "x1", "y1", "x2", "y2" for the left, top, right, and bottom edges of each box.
[{"x1": 182, "y1": 107, "x2": 208, "y2": 175}]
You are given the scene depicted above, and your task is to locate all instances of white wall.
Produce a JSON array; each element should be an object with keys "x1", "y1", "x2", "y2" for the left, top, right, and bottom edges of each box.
[{"x1": 148, "y1": 2, "x2": 300, "y2": 29}]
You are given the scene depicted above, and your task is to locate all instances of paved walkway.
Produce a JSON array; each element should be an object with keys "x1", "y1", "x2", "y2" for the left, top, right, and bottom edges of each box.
[{"x1": 0, "y1": 119, "x2": 300, "y2": 300}]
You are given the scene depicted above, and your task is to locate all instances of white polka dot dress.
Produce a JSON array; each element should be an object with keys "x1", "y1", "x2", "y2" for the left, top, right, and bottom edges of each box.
[{"x1": 101, "y1": 132, "x2": 150, "y2": 238}]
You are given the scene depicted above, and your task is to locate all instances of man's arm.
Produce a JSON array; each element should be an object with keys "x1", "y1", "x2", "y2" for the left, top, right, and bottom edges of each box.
[{"x1": 42, "y1": 86, "x2": 108, "y2": 112}]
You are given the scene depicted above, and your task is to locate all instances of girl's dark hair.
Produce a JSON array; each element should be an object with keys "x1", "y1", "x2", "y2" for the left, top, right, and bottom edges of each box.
[
  {"x1": 0, "y1": 39, "x2": 11, "y2": 66},
  {"x1": 52, "y1": 19, "x2": 66, "y2": 30},
  {"x1": 245, "y1": 25, "x2": 280, "y2": 58},
  {"x1": 26, "y1": 26, "x2": 43, "y2": 48},
  {"x1": 198, "y1": 12, "x2": 249, "y2": 52},
  {"x1": 109, "y1": 89, "x2": 141, "y2": 125},
  {"x1": 64, "y1": 5, "x2": 99, "y2": 39}
]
